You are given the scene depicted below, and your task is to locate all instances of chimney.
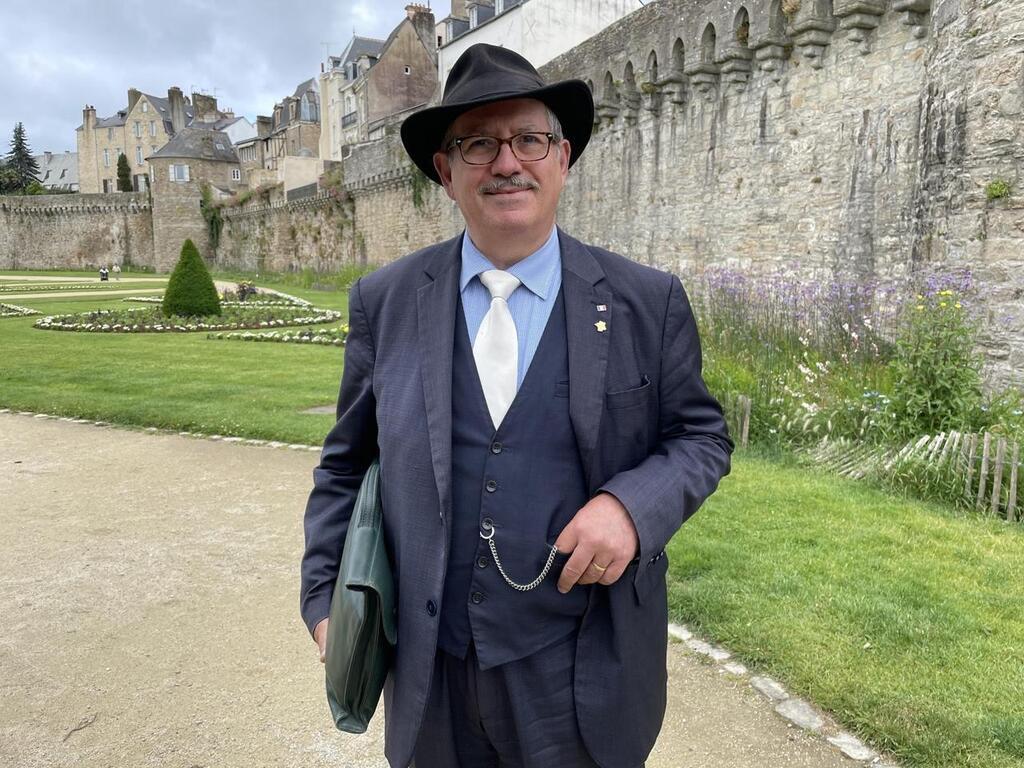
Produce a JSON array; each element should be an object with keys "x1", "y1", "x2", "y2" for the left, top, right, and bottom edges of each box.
[
  {"x1": 82, "y1": 105, "x2": 96, "y2": 130},
  {"x1": 44, "y1": 151, "x2": 52, "y2": 163},
  {"x1": 128, "y1": 88, "x2": 142, "y2": 112},
  {"x1": 256, "y1": 115, "x2": 273, "y2": 138},
  {"x1": 192, "y1": 92, "x2": 219, "y2": 122},
  {"x1": 450, "y1": 0, "x2": 469, "y2": 18},
  {"x1": 168, "y1": 86, "x2": 186, "y2": 134},
  {"x1": 406, "y1": 3, "x2": 436, "y2": 41}
]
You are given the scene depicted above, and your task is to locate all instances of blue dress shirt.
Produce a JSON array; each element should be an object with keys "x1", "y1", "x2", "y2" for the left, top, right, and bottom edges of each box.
[{"x1": 459, "y1": 227, "x2": 562, "y2": 390}]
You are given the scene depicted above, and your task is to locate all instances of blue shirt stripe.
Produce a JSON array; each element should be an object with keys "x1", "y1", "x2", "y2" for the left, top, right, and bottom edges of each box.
[{"x1": 459, "y1": 227, "x2": 562, "y2": 389}]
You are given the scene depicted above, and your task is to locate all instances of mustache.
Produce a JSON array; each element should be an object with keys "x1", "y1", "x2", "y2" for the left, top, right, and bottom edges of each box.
[{"x1": 478, "y1": 176, "x2": 539, "y2": 194}]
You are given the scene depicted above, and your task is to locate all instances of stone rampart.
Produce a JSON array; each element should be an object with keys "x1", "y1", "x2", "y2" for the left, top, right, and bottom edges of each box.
[{"x1": 0, "y1": 193, "x2": 154, "y2": 270}]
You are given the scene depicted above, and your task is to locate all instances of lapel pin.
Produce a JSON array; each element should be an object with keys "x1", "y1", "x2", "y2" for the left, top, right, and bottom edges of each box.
[
  {"x1": 596, "y1": 304, "x2": 607, "y2": 312},
  {"x1": 594, "y1": 320, "x2": 607, "y2": 333}
]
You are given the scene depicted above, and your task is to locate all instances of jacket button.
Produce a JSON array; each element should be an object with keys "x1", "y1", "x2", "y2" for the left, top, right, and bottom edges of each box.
[
  {"x1": 477, "y1": 556, "x2": 488, "y2": 569},
  {"x1": 426, "y1": 599, "x2": 437, "y2": 616},
  {"x1": 485, "y1": 479, "x2": 498, "y2": 493},
  {"x1": 471, "y1": 591, "x2": 484, "y2": 604},
  {"x1": 481, "y1": 517, "x2": 493, "y2": 531},
  {"x1": 490, "y1": 441, "x2": 503, "y2": 455}
]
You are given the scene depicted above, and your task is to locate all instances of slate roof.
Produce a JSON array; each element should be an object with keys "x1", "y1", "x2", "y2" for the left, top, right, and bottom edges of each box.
[
  {"x1": 330, "y1": 36, "x2": 385, "y2": 77},
  {"x1": 292, "y1": 78, "x2": 318, "y2": 98},
  {"x1": 34, "y1": 151, "x2": 79, "y2": 188},
  {"x1": 147, "y1": 127, "x2": 239, "y2": 163},
  {"x1": 79, "y1": 91, "x2": 196, "y2": 130}
]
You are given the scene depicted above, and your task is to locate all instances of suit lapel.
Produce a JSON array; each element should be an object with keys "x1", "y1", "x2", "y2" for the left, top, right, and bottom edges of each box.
[
  {"x1": 559, "y1": 229, "x2": 611, "y2": 492},
  {"x1": 417, "y1": 236, "x2": 462, "y2": 521}
]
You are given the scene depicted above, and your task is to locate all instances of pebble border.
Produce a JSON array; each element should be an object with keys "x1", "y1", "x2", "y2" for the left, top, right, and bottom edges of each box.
[{"x1": 0, "y1": 406, "x2": 900, "y2": 767}]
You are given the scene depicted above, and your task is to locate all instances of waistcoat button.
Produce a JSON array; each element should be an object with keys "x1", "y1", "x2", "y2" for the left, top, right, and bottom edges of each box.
[
  {"x1": 471, "y1": 591, "x2": 484, "y2": 604},
  {"x1": 490, "y1": 441, "x2": 503, "y2": 455},
  {"x1": 426, "y1": 599, "x2": 437, "y2": 616},
  {"x1": 485, "y1": 479, "x2": 498, "y2": 493},
  {"x1": 477, "y1": 556, "x2": 488, "y2": 569}
]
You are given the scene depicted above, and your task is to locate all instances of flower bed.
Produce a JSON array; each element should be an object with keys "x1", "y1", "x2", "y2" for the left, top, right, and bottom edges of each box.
[
  {"x1": 123, "y1": 296, "x2": 306, "y2": 308},
  {"x1": 0, "y1": 303, "x2": 41, "y2": 318},
  {"x1": 0, "y1": 283, "x2": 99, "y2": 293},
  {"x1": 207, "y1": 325, "x2": 350, "y2": 346},
  {"x1": 33, "y1": 304, "x2": 340, "y2": 333}
]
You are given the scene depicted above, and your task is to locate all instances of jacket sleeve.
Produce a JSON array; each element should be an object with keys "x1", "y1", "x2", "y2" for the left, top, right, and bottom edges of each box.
[
  {"x1": 299, "y1": 277, "x2": 379, "y2": 637},
  {"x1": 598, "y1": 274, "x2": 733, "y2": 586}
]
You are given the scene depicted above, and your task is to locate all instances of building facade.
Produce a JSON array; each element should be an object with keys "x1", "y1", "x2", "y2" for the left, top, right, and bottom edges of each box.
[
  {"x1": 436, "y1": 0, "x2": 638, "y2": 86},
  {"x1": 76, "y1": 87, "x2": 238, "y2": 195},
  {"x1": 320, "y1": 5, "x2": 437, "y2": 161}
]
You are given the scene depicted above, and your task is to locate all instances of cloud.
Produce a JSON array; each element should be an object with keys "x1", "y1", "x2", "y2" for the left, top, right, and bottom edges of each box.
[{"x1": 0, "y1": 1, "x2": 451, "y2": 154}]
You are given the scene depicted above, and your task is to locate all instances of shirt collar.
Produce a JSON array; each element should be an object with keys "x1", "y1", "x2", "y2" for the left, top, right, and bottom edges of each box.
[{"x1": 459, "y1": 227, "x2": 560, "y2": 300}]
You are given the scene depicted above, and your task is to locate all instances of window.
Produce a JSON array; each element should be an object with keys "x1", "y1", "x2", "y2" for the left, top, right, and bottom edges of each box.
[
  {"x1": 404, "y1": 66, "x2": 411, "y2": 75},
  {"x1": 102, "y1": 179, "x2": 112, "y2": 193},
  {"x1": 170, "y1": 164, "x2": 190, "y2": 182},
  {"x1": 149, "y1": 120, "x2": 156, "y2": 137},
  {"x1": 136, "y1": 146, "x2": 143, "y2": 165},
  {"x1": 134, "y1": 121, "x2": 141, "y2": 137},
  {"x1": 290, "y1": 103, "x2": 296, "y2": 119},
  {"x1": 43, "y1": 170, "x2": 50, "y2": 181},
  {"x1": 59, "y1": 169, "x2": 66, "y2": 179},
  {"x1": 142, "y1": 101, "x2": 148, "y2": 112},
  {"x1": 151, "y1": 145, "x2": 157, "y2": 155},
  {"x1": 103, "y1": 148, "x2": 110, "y2": 167},
  {"x1": 215, "y1": 141, "x2": 225, "y2": 151},
  {"x1": 107, "y1": 127, "x2": 114, "y2": 140},
  {"x1": 231, "y1": 168, "x2": 241, "y2": 181}
]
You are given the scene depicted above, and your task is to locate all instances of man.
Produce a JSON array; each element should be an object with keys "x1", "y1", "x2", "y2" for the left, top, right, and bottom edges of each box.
[{"x1": 301, "y1": 44, "x2": 733, "y2": 768}]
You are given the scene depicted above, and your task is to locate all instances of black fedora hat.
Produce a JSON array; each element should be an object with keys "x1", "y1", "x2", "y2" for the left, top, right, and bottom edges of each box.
[{"x1": 401, "y1": 43, "x2": 594, "y2": 184}]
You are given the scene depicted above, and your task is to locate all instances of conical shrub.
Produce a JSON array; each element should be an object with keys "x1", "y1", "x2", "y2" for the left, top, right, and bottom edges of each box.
[{"x1": 162, "y1": 239, "x2": 222, "y2": 317}]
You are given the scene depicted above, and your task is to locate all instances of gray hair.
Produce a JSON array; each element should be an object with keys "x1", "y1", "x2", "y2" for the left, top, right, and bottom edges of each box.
[{"x1": 441, "y1": 106, "x2": 564, "y2": 153}]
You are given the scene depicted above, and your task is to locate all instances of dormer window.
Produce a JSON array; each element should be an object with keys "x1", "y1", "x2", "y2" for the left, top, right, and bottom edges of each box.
[
  {"x1": 142, "y1": 101, "x2": 148, "y2": 112},
  {"x1": 469, "y1": 5, "x2": 479, "y2": 26}
]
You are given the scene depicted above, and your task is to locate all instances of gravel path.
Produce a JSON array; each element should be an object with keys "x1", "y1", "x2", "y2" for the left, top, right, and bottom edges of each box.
[{"x1": 0, "y1": 412, "x2": 865, "y2": 768}]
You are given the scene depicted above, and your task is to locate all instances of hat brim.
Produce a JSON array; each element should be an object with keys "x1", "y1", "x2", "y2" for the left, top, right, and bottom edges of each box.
[{"x1": 400, "y1": 79, "x2": 594, "y2": 185}]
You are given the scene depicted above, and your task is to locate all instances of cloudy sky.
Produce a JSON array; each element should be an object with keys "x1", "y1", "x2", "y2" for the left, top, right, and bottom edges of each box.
[{"x1": 0, "y1": 0, "x2": 451, "y2": 155}]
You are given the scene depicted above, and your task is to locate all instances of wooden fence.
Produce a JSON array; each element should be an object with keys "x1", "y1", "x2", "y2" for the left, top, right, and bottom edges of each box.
[{"x1": 808, "y1": 430, "x2": 1020, "y2": 523}]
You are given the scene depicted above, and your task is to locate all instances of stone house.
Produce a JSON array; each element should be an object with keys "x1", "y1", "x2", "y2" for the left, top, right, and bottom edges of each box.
[
  {"x1": 258, "y1": 79, "x2": 321, "y2": 171},
  {"x1": 319, "y1": 4, "x2": 437, "y2": 161},
  {"x1": 436, "y1": 0, "x2": 638, "y2": 86},
  {"x1": 146, "y1": 128, "x2": 242, "y2": 271},
  {"x1": 76, "y1": 87, "x2": 238, "y2": 195}
]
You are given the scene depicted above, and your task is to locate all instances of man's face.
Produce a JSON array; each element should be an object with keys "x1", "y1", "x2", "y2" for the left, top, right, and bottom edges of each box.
[{"x1": 433, "y1": 98, "x2": 571, "y2": 240}]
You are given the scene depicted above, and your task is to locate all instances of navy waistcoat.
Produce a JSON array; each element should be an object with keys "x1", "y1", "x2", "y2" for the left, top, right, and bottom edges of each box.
[{"x1": 439, "y1": 288, "x2": 591, "y2": 670}]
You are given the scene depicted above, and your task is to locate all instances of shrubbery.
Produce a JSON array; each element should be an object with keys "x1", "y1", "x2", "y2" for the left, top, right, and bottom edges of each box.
[{"x1": 162, "y1": 239, "x2": 222, "y2": 318}]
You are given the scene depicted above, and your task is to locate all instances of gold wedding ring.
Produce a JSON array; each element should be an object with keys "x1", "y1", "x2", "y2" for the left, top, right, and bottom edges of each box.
[{"x1": 591, "y1": 562, "x2": 608, "y2": 573}]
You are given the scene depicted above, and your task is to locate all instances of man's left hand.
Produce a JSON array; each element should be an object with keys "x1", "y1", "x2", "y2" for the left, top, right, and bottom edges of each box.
[{"x1": 554, "y1": 492, "x2": 639, "y2": 592}]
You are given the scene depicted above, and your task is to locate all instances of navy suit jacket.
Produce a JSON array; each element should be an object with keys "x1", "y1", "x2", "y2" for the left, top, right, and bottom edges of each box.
[{"x1": 300, "y1": 229, "x2": 733, "y2": 768}]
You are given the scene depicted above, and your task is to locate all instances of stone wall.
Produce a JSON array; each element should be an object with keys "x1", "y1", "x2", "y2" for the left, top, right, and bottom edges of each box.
[
  {"x1": 217, "y1": 192, "x2": 358, "y2": 274},
  {"x1": 215, "y1": 0, "x2": 1022, "y2": 382},
  {"x1": 0, "y1": 193, "x2": 153, "y2": 270}
]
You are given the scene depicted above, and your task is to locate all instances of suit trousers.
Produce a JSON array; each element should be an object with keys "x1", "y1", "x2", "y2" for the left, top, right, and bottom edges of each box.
[{"x1": 412, "y1": 631, "x2": 629, "y2": 768}]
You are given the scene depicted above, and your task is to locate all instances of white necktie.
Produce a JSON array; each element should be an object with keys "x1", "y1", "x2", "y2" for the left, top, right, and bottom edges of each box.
[{"x1": 473, "y1": 269, "x2": 521, "y2": 429}]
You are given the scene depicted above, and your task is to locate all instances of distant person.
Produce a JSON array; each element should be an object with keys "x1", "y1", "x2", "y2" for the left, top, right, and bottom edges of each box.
[
  {"x1": 301, "y1": 44, "x2": 733, "y2": 768},
  {"x1": 99, "y1": 267, "x2": 109, "y2": 282},
  {"x1": 112, "y1": 264, "x2": 121, "y2": 281}
]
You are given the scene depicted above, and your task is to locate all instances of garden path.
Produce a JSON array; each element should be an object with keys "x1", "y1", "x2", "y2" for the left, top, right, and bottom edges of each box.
[{"x1": 0, "y1": 412, "x2": 866, "y2": 768}]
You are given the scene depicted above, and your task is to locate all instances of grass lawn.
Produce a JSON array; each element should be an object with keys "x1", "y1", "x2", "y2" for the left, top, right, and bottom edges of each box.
[
  {"x1": 671, "y1": 453, "x2": 1024, "y2": 768},
  {"x1": 2, "y1": 269, "x2": 1022, "y2": 768}
]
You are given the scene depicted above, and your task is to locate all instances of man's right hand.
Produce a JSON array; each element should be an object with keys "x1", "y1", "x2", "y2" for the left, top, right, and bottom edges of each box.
[{"x1": 314, "y1": 618, "x2": 329, "y2": 664}]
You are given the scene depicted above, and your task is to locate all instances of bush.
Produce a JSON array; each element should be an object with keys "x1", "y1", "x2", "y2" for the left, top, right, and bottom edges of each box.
[
  {"x1": 887, "y1": 285, "x2": 982, "y2": 440},
  {"x1": 162, "y1": 239, "x2": 222, "y2": 317}
]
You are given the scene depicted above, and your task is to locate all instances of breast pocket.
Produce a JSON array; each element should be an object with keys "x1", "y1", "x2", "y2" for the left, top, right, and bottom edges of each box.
[{"x1": 605, "y1": 374, "x2": 651, "y2": 410}]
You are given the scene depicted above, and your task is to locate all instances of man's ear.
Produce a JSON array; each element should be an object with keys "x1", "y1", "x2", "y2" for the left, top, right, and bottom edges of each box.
[
  {"x1": 557, "y1": 139, "x2": 571, "y2": 180},
  {"x1": 433, "y1": 152, "x2": 457, "y2": 201}
]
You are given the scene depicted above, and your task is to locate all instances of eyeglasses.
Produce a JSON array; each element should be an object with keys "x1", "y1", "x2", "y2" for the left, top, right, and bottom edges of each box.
[{"x1": 449, "y1": 132, "x2": 555, "y2": 165}]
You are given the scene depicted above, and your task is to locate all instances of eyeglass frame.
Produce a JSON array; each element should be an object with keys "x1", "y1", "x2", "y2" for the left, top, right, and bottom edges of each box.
[{"x1": 446, "y1": 132, "x2": 557, "y2": 165}]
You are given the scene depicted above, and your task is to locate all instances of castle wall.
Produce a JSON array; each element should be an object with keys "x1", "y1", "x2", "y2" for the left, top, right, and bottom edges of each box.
[{"x1": 0, "y1": 193, "x2": 153, "y2": 270}]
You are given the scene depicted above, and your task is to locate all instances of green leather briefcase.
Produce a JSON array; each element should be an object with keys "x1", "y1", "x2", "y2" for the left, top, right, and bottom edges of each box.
[{"x1": 324, "y1": 459, "x2": 397, "y2": 734}]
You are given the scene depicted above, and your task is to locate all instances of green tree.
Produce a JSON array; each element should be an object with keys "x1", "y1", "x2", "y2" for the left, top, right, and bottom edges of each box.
[
  {"x1": 162, "y1": 239, "x2": 222, "y2": 317},
  {"x1": 0, "y1": 162, "x2": 18, "y2": 194},
  {"x1": 4, "y1": 123, "x2": 40, "y2": 192},
  {"x1": 116, "y1": 153, "x2": 132, "y2": 192}
]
